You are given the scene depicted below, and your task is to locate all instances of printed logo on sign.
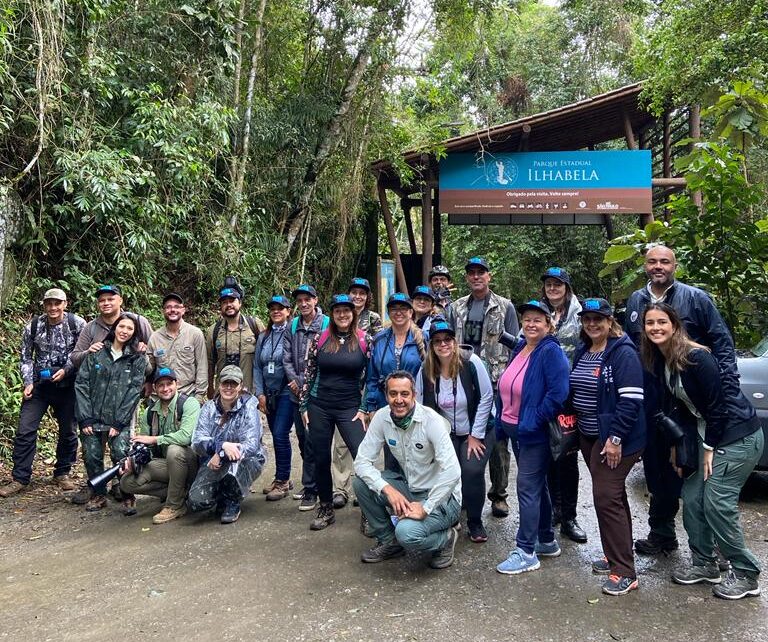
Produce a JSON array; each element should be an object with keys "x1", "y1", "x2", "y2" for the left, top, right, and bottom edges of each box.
[
  {"x1": 578, "y1": 201, "x2": 587, "y2": 208},
  {"x1": 480, "y1": 158, "x2": 518, "y2": 187},
  {"x1": 596, "y1": 201, "x2": 620, "y2": 210}
]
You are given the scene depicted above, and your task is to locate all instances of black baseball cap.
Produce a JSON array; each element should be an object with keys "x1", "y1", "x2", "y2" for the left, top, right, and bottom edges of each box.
[
  {"x1": 162, "y1": 292, "x2": 184, "y2": 306},
  {"x1": 96, "y1": 284, "x2": 121, "y2": 298},
  {"x1": 412, "y1": 285, "x2": 436, "y2": 301},
  {"x1": 153, "y1": 367, "x2": 178, "y2": 383},
  {"x1": 541, "y1": 267, "x2": 571, "y2": 286},
  {"x1": 268, "y1": 295, "x2": 291, "y2": 309},
  {"x1": 578, "y1": 298, "x2": 613, "y2": 318},
  {"x1": 292, "y1": 284, "x2": 318, "y2": 298},
  {"x1": 348, "y1": 277, "x2": 371, "y2": 293},
  {"x1": 386, "y1": 293, "x2": 413, "y2": 309},
  {"x1": 219, "y1": 287, "x2": 242, "y2": 301},
  {"x1": 465, "y1": 256, "x2": 490, "y2": 272},
  {"x1": 429, "y1": 320, "x2": 455, "y2": 339},
  {"x1": 330, "y1": 294, "x2": 355, "y2": 310},
  {"x1": 517, "y1": 299, "x2": 551, "y2": 316}
]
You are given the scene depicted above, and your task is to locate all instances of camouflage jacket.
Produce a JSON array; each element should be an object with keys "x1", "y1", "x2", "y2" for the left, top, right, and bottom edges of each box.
[
  {"x1": 75, "y1": 342, "x2": 148, "y2": 431},
  {"x1": 451, "y1": 291, "x2": 515, "y2": 384},
  {"x1": 20, "y1": 312, "x2": 86, "y2": 386}
]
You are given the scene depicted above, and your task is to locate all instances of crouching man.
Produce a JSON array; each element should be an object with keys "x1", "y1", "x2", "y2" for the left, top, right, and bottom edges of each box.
[
  {"x1": 353, "y1": 370, "x2": 461, "y2": 569},
  {"x1": 119, "y1": 367, "x2": 201, "y2": 523},
  {"x1": 189, "y1": 365, "x2": 266, "y2": 524}
]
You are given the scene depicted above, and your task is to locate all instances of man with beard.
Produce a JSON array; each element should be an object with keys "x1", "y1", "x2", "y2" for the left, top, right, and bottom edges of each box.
[
  {"x1": 148, "y1": 293, "x2": 208, "y2": 403},
  {"x1": 353, "y1": 371, "x2": 462, "y2": 570},
  {"x1": 625, "y1": 244, "x2": 739, "y2": 557},
  {"x1": 206, "y1": 286, "x2": 265, "y2": 397}
]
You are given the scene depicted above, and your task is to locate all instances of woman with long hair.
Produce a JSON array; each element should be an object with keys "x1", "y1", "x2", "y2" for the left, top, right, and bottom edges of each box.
[
  {"x1": 75, "y1": 312, "x2": 148, "y2": 513},
  {"x1": 495, "y1": 300, "x2": 570, "y2": 576},
  {"x1": 641, "y1": 303, "x2": 763, "y2": 600},
  {"x1": 301, "y1": 294, "x2": 370, "y2": 531},
  {"x1": 571, "y1": 298, "x2": 645, "y2": 596},
  {"x1": 254, "y1": 295, "x2": 294, "y2": 501},
  {"x1": 416, "y1": 320, "x2": 494, "y2": 543},
  {"x1": 348, "y1": 277, "x2": 383, "y2": 336}
]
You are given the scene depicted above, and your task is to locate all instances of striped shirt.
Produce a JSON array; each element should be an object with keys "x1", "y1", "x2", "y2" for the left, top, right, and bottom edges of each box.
[{"x1": 570, "y1": 351, "x2": 603, "y2": 436}]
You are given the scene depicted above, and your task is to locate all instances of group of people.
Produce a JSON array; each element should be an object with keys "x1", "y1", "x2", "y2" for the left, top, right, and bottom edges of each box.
[{"x1": 1, "y1": 246, "x2": 763, "y2": 600}]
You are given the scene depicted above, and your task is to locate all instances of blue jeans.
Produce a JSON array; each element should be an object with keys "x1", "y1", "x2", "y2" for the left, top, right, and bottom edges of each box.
[
  {"x1": 503, "y1": 421, "x2": 555, "y2": 554},
  {"x1": 266, "y1": 391, "x2": 293, "y2": 481}
]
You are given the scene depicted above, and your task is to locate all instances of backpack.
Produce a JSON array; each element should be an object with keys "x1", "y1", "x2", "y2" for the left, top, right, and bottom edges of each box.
[
  {"x1": 290, "y1": 315, "x2": 330, "y2": 335},
  {"x1": 30, "y1": 313, "x2": 81, "y2": 360},
  {"x1": 145, "y1": 393, "x2": 189, "y2": 436},
  {"x1": 210, "y1": 316, "x2": 260, "y2": 365}
]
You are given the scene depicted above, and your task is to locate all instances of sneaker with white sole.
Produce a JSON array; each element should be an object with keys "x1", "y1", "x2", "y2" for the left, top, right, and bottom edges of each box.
[
  {"x1": 602, "y1": 574, "x2": 639, "y2": 596},
  {"x1": 496, "y1": 547, "x2": 541, "y2": 575},
  {"x1": 672, "y1": 563, "x2": 721, "y2": 585},
  {"x1": 712, "y1": 571, "x2": 760, "y2": 600},
  {"x1": 592, "y1": 557, "x2": 611, "y2": 575},
  {"x1": 429, "y1": 527, "x2": 458, "y2": 569},
  {"x1": 534, "y1": 539, "x2": 561, "y2": 558}
]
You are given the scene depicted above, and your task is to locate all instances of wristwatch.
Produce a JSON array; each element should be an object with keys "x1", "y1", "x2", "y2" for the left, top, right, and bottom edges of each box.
[
  {"x1": 218, "y1": 448, "x2": 227, "y2": 459},
  {"x1": 610, "y1": 436, "x2": 622, "y2": 446}
]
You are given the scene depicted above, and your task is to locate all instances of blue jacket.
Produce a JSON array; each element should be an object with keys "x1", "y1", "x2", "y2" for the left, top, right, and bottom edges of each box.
[
  {"x1": 572, "y1": 334, "x2": 646, "y2": 456},
  {"x1": 495, "y1": 334, "x2": 569, "y2": 444},
  {"x1": 365, "y1": 327, "x2": 424, "y2": 411},
  {"x1": 253, "y1": 325, "x2": 288, "y2": 397}
]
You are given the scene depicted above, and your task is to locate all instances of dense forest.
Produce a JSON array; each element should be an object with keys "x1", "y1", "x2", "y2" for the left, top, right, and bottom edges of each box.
[{"x1": 1, "y1": 0, "x2": 767, "y2": 452}]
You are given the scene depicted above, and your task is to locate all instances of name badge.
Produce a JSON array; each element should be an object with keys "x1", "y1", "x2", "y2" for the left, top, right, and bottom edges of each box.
[
  {"x1": 387, "y1": 439, "x2": 397, "y2": 446},
  {"x1": 267, "y1": 361, "x2": 275, "y2": 374}
]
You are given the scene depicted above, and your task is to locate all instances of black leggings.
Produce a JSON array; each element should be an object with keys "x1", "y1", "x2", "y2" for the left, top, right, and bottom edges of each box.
[
  {"x1": 308, "y1": 402, "x2": 365, "y2": 503},
  {"x1": 451, "y1": 429, "x2": 495, "y2": 527}
]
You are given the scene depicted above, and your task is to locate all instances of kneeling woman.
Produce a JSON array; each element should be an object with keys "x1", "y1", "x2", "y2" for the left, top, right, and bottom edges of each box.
[
  {"x1": 75, "y1": 313, "x2": 148, "y2": 513},
  {"x1": 642, "y1": 303, "x2": 763, "y2": 600},
  {"x1": 189, "y1": 365, "x2": 266, "y2": 524},
  {"x1": 416, "y1": 320, "x2": 494, "y2": 543},
  {"x1": 571, "y1": 298, "x2": 645, "y2": 596},
  {"x1": 301, "y1": 294, "x2": 370, "y2": 531},
  {"x1": 495, "y1": 300, "x2": 570, "y2": 575}
]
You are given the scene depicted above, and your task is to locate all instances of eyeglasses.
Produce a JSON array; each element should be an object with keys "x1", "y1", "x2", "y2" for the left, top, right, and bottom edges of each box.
[{"x1": 433, "y1": 337, "x2": 454, "y2": 345}]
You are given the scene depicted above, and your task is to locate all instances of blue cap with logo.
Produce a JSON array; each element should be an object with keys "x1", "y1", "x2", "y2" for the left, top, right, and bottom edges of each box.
[
  {"x1": 330, "y1": 294, "x2": 355, "y2": 310},
  {"x1": 412, "y1": 285, "x2": 436, "y2": 301},
  {"x1": 465, "y1": 256, "x2": 490, "y2": 272},
  {"x1": 219, "y1": 287, "x2": 242, "y2": 301},
  {"x1": 292, "y1": 284, "x2": 318, "y2": 299},
  {"x1": 95, "y1": 284, "x2": 121, "y2": 298},
  {"x1": 268, "y1": 295, "x2": 291, "y2": 309},
  {"x1": 541, "y1": 267, "x2": 571, "y2": 286},
  {"x1": 517, "y1": 299, "x2": 551, "y2": 316},
  {"x1": 348, "y1": 277, "x2": 371, "y2": 293},
  {"x1": 153, "y1": 367, "x2": 178, "y2": 383},
  {"x1": 386, "y1": 292, "x2": 413, "y2": 309},
  {"x1": 429, "y1": 319, "x2": 455, "y2": 340},
  {"x1": 578, "y1": 297, "x2": 613, "y2": 317}
]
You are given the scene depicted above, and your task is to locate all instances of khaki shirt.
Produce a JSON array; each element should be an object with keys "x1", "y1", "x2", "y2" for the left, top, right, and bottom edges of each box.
[
  {"x1": 206, "y1": 315, "x2": 265, "y2": 396},
  {"x1": 148, "y1": 321, "x2": 208, "y2": 402}
]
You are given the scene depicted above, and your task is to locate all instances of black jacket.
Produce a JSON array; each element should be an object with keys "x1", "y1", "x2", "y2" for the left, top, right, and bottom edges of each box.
[{"x1": 625, "y1": 281, "x2": 740, "y2": 398}]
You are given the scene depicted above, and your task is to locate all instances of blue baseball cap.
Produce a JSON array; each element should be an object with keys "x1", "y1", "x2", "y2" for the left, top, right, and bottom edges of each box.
[
  {"x1": 267, "y1": 295, "x2": 291, "y2": 309},
  {"x1": 330, "y1": 294, "x2": 355, "y2": 310},
  {"x1": 153, "y1": 367, "x2": 177, "y2": 383},
  {"x1": 292, "y1": 284, "x2": 318, "y2": 299},
  {"x1": 465, "y1": 256, "x2": 490, "y2": 272},
  {"x1": 541, "y1": 267, "x2": 571, "y2": 286},
  {"x1": 517, "y1": 299, "x2": 551, "y2": 316},
  {"x1": 386, "y1": 293, "x2": 413, "y2": 309},
  {"x1": 348, "y1": 277, "x2": 371, "y2": 293},
  {"x1": 96, "y1": 284, "x2": 121, "y2": 298},
  {"x1": 578, "y1": 297, "x2": 613, "y2": 317},
  {"x1": 219, "y1": 287, "x2": 241, "y2": 301},
  {"x1": 412, "y1": 285, "x2": 436, "y2": 301},
  {"x1": 429, "y1": 319, "x2": 455, "y2": 340}
]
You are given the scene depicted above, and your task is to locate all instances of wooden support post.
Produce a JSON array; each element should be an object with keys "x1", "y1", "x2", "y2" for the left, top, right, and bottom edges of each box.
[
  {"x1": 377, "y1": 181, "x2": 408, "y2": 292},
  {"x1": 689, "y1": 105, "x2": 702, "y2": 209},
  {"x1": 433, "y1": 188, "x2": 442, "y2": 264},
  {"x1": 517, "y1": 124, "x2": 531, "y2": 152},
  {"x1": 662, "y1": 111, "x2": 672, "y2": 221},
  {"x1": 401, "y1": 200, "x2": 418, "y2": 255},
  {"x1": 625, "y1": 108, "x2": 652, "y2": 227},
  {"x1": 421, "y1": 154, "x2": 433, "y2": 283}
]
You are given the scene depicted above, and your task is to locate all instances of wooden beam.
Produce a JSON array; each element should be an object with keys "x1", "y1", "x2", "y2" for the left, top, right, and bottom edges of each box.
[
  {"x1": 377, "y1": 181, "x2": 408, "y2": 292},
  {"x1": 623, "y1": 109, "x2": 638, "y2": 150},
  {"x1": 421, "y1": 154, "x2": 433, "y2": 283},
  {"x1": 652, "y1": 177, "x2": 687, "y2": 187},
  {"x1": 433, "y1": 188, "x2": 442, "y2": 264},
  {"x1": 689, "y1": 104, "x2": 702, "y2": 208},
  {"x1": 517, "y1": 124, "x2": 531, "y2": 152},
  {"x1": 662, "y1": 111, "x2": 672, "y2": 178},
  {"x1": 400, "y1": 201, "x2": 418, "y2": 255}
]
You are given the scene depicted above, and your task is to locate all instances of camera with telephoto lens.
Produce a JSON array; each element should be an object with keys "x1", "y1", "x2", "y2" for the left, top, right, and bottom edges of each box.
[
  {"x1": 654, "y1": 411, "x2": 685, "y2": 443},
  {"x1": 225, "y1": 352, "x2": 241, "y2": 367},
  {"x1": 88, "y1": 443, "x2": 153, "y2": 490}
]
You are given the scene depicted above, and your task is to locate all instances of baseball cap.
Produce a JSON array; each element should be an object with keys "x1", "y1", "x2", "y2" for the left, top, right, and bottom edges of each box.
[
  {"x1": 268, "y1": 295, "x2": 291, "y2": 309},
  {"x1": 43, "y1": 288, "x2": 67, "y2": 302},
  {"x1": 465, "y1": 257, "x2": 490, "y2": 272},
  {"x1": 162, "y1": 292, "x2": 184, "y2": 305},
  {"x1": 348, "y1": 277, "x2": 371, "y2": 293},
  {"x1": 219, "y1": 287, "x2": 242, "y2": 301},
  {"x1": 429, "y1": 320, "x2": 455, "y2": 340},
  {"x1": 578, "y1": 298, "x2": 613, "y2": 318},
  {"x1": 95, "y1": 284, "x2": 121, "y2": 298},
  {"x1": 541, "y1": 267, "x2": 571, "y2": 286},
  {"x1": 386, "y1": 293, "x2": 413, "y2": 309},
  {"x1": 330, "y1": 294, "x2": 355, "y2": 310},
  {"x1": 292, "y1": 284, "x2": 318, "y2": 299},
  {"x1": 219, "y1": 365, "x2": 244, "y2": 384},
  {"x1": 153, "y1": 367, "x2": 178, "y2": 383},
  {"x1": 412, "y1": 285, "x2": 436, "y2": 301},
  {"x1": 517, "y1": 299, "x2": 551, "y2": 316}
]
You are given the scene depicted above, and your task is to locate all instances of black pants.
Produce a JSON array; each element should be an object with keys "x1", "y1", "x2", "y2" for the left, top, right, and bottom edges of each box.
[
  {"x1": 307, "y1": 402, "x2": 365, "y2": 504},
  {"x1": 547, "y1": 451, "x2": 579, "y2": 522},
  {"x1": 292, "y1": 401, "x2": 317, "y2": 495},
  {"x1": 12, "y1": 383, "x2": 77, "y2": 484},
  {"x1": 643, "y1": 420, "x2": 683, "y2": 541},
  {"x1": 452, "y1": 430, "x2": 495, "y2": 527}
]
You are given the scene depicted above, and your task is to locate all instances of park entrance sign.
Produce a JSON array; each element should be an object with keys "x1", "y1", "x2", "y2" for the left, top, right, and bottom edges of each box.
[{"x1": 439, "y1": 150, "x2": 652, "y2": 216}]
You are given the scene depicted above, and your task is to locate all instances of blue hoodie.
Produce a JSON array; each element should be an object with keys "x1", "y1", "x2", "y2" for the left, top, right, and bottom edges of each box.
[
  {"x1": 571, "y1": 334, "x2": 646, "y2": 456},
  {"x1": 495, "y1": 334, "x2": 570, "y2": 444},
  {"x1": 365, "y1": 327, "x2": 424, "y2": 411}
]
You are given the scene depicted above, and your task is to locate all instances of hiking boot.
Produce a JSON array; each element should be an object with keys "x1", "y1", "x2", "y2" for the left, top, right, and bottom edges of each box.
[
  {"x1": 109, "y1": 481, "x2": 123, "y2": 501},
  {"x1": 71, "y1": 485, "x2": 92, "y2": 505},
  {"x1": 634, "y1": 534, "x2": 678, "y2": 556},
  {"x1": 497, "y1": 547, "x2": 540, "y2": 575},
  {"x1": 360, "y1": 514, "x2": 375, "y2": 538},
  {"x1": 221, "y1": 500, "x2": 242, "y2": 524},
  {"x1": 85, "y1": 495, "x2": 107, "y2": 512},
  {"x1": 153, "y1": 505, "x2": 187, "y2": 524},
  {"x1": 266, "y1": 480, "x2": 293, "y2": 501},
  {"x1": 712, "y1": 571, "x2": 760, "y2": 600},
  {"x1": 0, "y1": 480, "x2": 28, "y2": 498},
  {"x1": 534, "y1": 539, "x2": 561, "y2": 558},
  {"x1": 298, "y1": 490, "x2": 318, "y2": 511},
  {"x1": 53, "y1": 475, "x2": 76, "y2": 491},
  {"x1": 121, "y1": 495, "x2": 137, "y2": 516},
  {"x1": 592, "y1": 557, "x2": 611, "y2": 575},
  {"x1": 672, "y1": 563, "x2": 721, "y2": 585},
  {"x1": 491, "y1": 499, "x2": 509, "y2": 518},
  {"x1": 468, "y1": 522, "x2": 488, "y2": 543},
  {"x1": 361, "y1": 539, "x2": 406, "y2": 563},
  {"x1": 261, "y1": 479, "x2": 277, "y2": 494},
  {"x1": 430, "y1": 526, "x2": 458, "y2": 569},
  {"x1": 560, "y1": 518, "x2": 587, "y2": 543},
  {"x1": 309, "y1": 502, "x2": 336, "y2": 530},
  {"x1": 602, "y1": 575, "x2": 639, "y2": 596},
  {"x1": 332, "y1": 493, "x2": 348, "y2": 509}
]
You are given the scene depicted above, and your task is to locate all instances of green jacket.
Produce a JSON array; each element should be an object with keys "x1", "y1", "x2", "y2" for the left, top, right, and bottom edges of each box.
[
  {"x1": 139, "y1": 393, "x2": 201, "y2": 457},
  {"x1": 75, "y1": 342, "x2": 148, "y2": 432}
]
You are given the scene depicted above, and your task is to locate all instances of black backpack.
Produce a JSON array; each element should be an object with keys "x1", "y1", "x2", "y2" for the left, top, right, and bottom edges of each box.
[
  {"x1": 30, "y1": 313, "x2": 81, "y2": 360},
  {"x1": 145, "y1": 393, "x2": 189, "y2": 436},
  {"x1": 210, "y1": 316, "x2": 260, "y2": 365}
]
